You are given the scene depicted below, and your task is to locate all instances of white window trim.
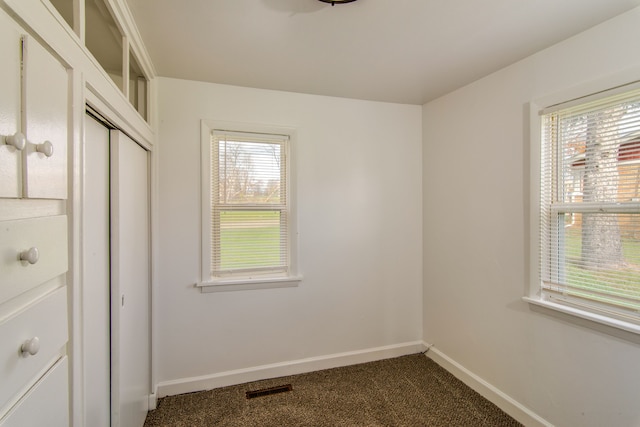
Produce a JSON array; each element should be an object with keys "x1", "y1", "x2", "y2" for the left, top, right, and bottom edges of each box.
[
  {"x1": 197, "y1": 120, "x2": 301, "y2": 292},
  {"x1": 526, "y1": 68, "x2": 640, "y2": 336}
]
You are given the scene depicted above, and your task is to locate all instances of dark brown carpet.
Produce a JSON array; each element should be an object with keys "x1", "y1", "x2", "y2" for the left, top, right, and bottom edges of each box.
[{"x1": 144, "y1": 354, "x2": 522, "y2": 426}]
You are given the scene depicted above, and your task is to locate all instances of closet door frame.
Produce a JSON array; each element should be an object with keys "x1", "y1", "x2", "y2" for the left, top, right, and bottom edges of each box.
[{"x1": 78, "y1": 88, "x2": 155, "y2": 427}]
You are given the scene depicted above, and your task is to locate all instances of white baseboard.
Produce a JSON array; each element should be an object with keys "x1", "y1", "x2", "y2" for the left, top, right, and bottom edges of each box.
[
  {"x1": 148, "y1": 393, "x2": 157, "y2": 410},
  {"x1": 156, "y1": 341, "x2": 425, "y2": 398},
  {"x1": 424, "y1": 343, "x2": 552, "y2": 427}
]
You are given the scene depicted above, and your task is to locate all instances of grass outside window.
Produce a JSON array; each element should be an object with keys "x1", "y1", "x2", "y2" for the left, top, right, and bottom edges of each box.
[{"x1": 559, "y1": 214, "x2": 640, "y2": 310}]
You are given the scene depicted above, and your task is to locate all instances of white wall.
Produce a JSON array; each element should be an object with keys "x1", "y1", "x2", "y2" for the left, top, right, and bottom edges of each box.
[
  {"x1": 423, "y1": 7, "x2": 640, "y2": 427},
  {"x1": 156, "y1": 78, "x2": 423, "y2": 387}
]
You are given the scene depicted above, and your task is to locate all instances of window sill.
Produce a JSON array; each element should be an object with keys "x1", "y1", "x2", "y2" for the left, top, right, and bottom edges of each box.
[
  {"x1": 197, "y1": 276, "x2": 303, "y2": 293},
  {"x1": 523, "y1": 296, "x2": 640, "y2": 336}
]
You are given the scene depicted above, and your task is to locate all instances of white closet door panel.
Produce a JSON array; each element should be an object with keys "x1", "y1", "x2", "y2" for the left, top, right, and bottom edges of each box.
[
  {"x1": 0, "y1": 10, "x2": 22, "y2": 198},
  {"x1": 82, "y1": 114, "x2": 111, "y2": 427},
  {"x1": 0, "y1": 287, "x2": 67, "y2": 415},
  {"x1": 111, "y1": 130, "x2": 150, "y2": 427},
  {"x1": 22, "y1": 36, "x2": 67, "y2": 199},
  {"x1": 0, "y1": 215, "x2": 68, "y2": 305},
  {"x1": 0, "y1": 357, "x2": 69, "y2": 427}
]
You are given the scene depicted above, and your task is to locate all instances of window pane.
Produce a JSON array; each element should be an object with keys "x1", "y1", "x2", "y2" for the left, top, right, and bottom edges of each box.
[
  {"x1": 214, "y1": 210, "x2": 286, "y2": 272},
  {"x1": 559, "y1": 99, "x2": 640, "y2": 204},
  {"x1": 217, "y1": 140, "x2": 283, "y2": 205},
  {"x1": 557, "y1": 213, "x2": 640, "y2": 309}
]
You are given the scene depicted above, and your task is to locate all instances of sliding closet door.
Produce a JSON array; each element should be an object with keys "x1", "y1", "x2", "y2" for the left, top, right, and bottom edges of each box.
[
  {"x1": 110, "y1": 130, "x2": 150, "y2": 427},
  {"x1": 83, "y1": 114, "x2": 112, "y2": 427}
]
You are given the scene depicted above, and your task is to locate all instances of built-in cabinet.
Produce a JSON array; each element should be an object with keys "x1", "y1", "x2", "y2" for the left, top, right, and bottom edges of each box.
[
  {"x1": 22, "y1": 35, "x2": 68, "y2": 199},
  {"x1": 0, "y1": 0, "x2": 155, "y2": 425},
  {"x1": 48, "y1": 0, "x2": 150, "y2": 122},
  {"x1": 0, "y1": 14, "x2": 67, "y2": 199},
  {"x1": 0, "y1": 6, "x2": 70, "y2": 426}
]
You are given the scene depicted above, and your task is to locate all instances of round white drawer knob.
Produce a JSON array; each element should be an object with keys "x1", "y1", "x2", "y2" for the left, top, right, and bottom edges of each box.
[
  {"x1": 36, "y1": 140, "x2": 54, "y2": 157},
  {"x1": 21, "y1": 337, "x2": 40, "y2": 357},
  {"x1": 20, "y1": 247, "x2": 39, "y2": 264},
  {"x1": 5, "y1": 132, "x2": 26, "y2": 151}
]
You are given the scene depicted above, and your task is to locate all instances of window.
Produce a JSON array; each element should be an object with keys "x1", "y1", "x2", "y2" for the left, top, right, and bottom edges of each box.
[
  {"x1": 199, "y1": 121, "x2": 300, "y2": 292},
  {"x1": 529, "y1": 83, "x2": 640, "y2": 332}
]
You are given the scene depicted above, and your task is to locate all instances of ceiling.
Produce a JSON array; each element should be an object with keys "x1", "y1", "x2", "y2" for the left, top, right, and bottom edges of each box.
[{"x1": 124, "y1": 0, "x2": 640, "y2": 105}]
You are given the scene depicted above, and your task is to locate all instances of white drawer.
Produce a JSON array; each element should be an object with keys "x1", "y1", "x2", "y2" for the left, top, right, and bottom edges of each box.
[
  {"x1": 0, "y1": 356, "x2": 69, "y2": 427},
  {"x1": 0, "y1": 287, "x2": 68, "y2": 414},
  {"x1": 0, "y1": 215, "x2": 68, "y2": 305}
]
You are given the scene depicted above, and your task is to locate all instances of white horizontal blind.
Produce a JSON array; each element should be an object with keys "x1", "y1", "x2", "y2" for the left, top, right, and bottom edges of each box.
[
  {"x1": 540, "y1": 86, "x2": 640, "y2": 320},
  {"x1": 211, "y1": 130, "x2": 289, "y2": 277}
]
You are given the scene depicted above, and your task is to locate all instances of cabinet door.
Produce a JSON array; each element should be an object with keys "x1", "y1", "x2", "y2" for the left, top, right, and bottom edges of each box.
[
  {"x1": 22, "y1": 36, "x2": 68, "y2": 200},
  {"x1": 0, "y1": 10, "x2": 22, "y2": 198}
]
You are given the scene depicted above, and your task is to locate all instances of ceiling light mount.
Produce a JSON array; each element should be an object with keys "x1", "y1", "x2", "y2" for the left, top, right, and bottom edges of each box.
[{"x1": 318, "y1": 0, "x2": 358, "y2": 5}]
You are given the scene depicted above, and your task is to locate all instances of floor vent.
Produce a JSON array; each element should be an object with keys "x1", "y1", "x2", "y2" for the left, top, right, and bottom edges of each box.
[{"x1": 246, "y1": 384, "x2": 293, "y2": 399}]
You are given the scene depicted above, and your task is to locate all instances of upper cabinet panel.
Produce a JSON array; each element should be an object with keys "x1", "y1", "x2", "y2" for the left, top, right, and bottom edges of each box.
[
  {"x1": 46, "y1": 0, "x2": 153, "y2": 125},
  {"x1": 8, "y1": 0, "x2": 153, "y2": 128},
  {"x1": 22, "y1": 36, "x2": 69, "y2": 199},
  {"x1": 85, "y1": 0, "x2": 124, "y2": 90},
  {"x1": 49, "y1": 0, "x2": 74, "y2": 31},
  {"x1": 129, "y1": 50, "x2": 148, "y2": 120},
  {"x1": 0, "y1": 11, "x2": 23, "y2": 199}
]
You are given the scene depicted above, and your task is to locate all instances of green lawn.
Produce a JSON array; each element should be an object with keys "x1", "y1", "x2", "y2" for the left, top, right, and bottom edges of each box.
[
  {"x1": 217, "y1": 210, "x2": 283, "y2": 270},
  {"x1": 563, "y1": 226, "x2": 640, "y2": 309}
]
